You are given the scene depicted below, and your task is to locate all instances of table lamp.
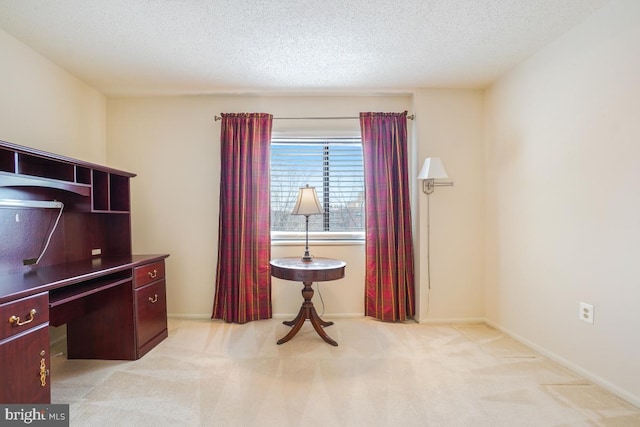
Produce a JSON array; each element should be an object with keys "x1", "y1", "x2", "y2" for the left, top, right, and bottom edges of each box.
[{"x1": 291, "y1": 184, "x2": 323, "y2": 262}]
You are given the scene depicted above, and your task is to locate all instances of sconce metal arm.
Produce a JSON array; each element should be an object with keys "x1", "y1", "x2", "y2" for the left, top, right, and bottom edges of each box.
[{"x1": 422, "y1": 179, "x2": 454, "y2": 194}]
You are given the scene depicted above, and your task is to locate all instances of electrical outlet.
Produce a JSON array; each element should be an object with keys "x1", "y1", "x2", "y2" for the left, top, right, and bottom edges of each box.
[
  {"x1": 579, "y1": 302, "x2": 594, "y2": 324},
  {"x1": 91, "y1": 248, "x2": 102, "y2": 256}
]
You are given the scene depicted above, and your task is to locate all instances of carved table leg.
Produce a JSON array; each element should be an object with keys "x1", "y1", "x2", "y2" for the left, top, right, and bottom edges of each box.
[
  {"x1": 282, "y1": 308, "x2": 304, "y2": 327},
  {"x1": 277, "y1": 281, "x2": 338, "y2": 346},
  {"x1": 277, "y1": 306, "x2": 307, "y2": 345},
  {"x1": 308, "y1": 305, "x2": 338, "y2": 346}
]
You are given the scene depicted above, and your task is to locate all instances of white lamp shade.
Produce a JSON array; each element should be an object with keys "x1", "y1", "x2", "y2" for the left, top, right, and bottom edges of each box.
[
  {"x1": 417, "y1": 157, "x2": 449, "y2": 180},
  {"x1": 291, "y1": 185, "x2": 323, "y2": 215}
]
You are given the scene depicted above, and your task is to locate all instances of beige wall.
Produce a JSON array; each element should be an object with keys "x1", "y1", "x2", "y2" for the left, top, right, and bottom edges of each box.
[
  {"x1": 413, "y1": 89, "x2": 485, "y2": 322},
  {"x1": 106, "y1": 95, "x2": 413, "y2": 319},
  {"x1": 0, "y1": 29, "x2": 106, "y2": 163},
  {"x1": 106, "y1": 92, "x2": 485, "y2": 321},
  {"x1": 485, "y1": 0, "x2": 640, "y2": 405}
]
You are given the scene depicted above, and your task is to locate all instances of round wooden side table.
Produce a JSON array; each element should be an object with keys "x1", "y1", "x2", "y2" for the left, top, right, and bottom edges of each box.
[{"x1": 270, "y1": 257, "x2": 346, "y2": 346}]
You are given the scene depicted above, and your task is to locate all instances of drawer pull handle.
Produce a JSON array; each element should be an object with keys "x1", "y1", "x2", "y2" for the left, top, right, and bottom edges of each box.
[
  {"x1": 8, "y1": 309, "x2": 37, "y2": 326},
  {"x1": 40, "y1": 357, "x2": 49, "y2": 387},
  {"x1": 148, "y1": 269, "x2": 158, "y2": 279},
  {"x1": 40, "y1": 358, "x2": 49, "y2": 387},
  {"x1": 148, "y1": 294, "x2": 158, "y2": 304}
]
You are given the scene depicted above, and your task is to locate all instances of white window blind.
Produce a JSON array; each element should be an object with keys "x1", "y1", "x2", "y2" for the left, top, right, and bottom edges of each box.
[{"x1": 270, "y1": 137, "x2": 364, "y2": 240}]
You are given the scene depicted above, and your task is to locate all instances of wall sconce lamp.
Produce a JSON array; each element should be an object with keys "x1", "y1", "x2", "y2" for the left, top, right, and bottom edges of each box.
[
  {"x1": 291, "y1": 184, "x2": 323, "y2": 262},
  {"x1": 417, "y1": 157, "x2": 454, "y2": 194},
  {"x1": 417, "y1": 158, "x2": 453, "y2": 297}
]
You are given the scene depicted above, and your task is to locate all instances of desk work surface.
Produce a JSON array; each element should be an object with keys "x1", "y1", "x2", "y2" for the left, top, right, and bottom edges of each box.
[{"x1": 0, "y1": 254, "x2": 168, "y2": 303}]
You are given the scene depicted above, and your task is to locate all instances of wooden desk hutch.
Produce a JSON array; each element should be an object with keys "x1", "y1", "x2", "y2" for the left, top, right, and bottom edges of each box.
[{"x1": 0, "y1": 140, "x2": 169, "y2": 404}]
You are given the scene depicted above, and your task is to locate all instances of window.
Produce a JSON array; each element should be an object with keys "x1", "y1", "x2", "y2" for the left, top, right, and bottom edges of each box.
[{"x1": 270, "y1": 137, "x2": 364, "y2": 240}]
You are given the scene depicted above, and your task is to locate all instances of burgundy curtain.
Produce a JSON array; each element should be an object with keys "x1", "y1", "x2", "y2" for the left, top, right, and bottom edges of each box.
[
  {"x1": 212, "y1": 113, "x2": 273, "y2": 323},
  {"x1": 360, "y1": 111, "x2": 416, "y2": 321}
]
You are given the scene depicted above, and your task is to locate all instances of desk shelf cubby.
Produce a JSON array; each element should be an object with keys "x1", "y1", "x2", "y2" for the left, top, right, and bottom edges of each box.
[{"x1": 0, "y1": 140, "x2": 134, "y2": 213}]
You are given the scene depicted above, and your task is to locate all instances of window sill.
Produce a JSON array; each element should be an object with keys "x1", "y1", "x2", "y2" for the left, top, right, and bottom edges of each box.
[{"x1": 271, "y1": 239, "x2": 364, "y2": 246}]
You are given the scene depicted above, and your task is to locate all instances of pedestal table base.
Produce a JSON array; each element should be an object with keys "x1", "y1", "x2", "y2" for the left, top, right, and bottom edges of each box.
[{"x1": 277, "y1": 281, "x2": 337, "y2": 346}]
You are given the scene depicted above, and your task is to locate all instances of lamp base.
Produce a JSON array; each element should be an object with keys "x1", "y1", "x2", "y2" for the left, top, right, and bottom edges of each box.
[
  {"x1": 301, "y1": 250, "x2": 313, "y2": 263},
  {"x1": 301, "y1": 215, "x2": 315, "y2": 262}
]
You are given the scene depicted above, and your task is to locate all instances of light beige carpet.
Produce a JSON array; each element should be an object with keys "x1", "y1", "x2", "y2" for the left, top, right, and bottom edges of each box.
[{"x1": 51, "y1": 317, "x2": 640, "y2": 426}]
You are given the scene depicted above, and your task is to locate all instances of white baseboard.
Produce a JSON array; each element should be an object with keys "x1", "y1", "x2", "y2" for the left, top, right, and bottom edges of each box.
[
  {"x1": 49, "y1": 333, "x2": 66, "y2": 347},
  {"x1": 168, "y1": 314, "x2": 482, "y2": 323},
  {"x1": 416, "y1": 317, "x2": 485, "y2": 324},
  {"x1": 168, "y1": 313, "x2": 365, "y2": 320},
  {"x1": 272, "y1": 312, "x2": 364, "y2": 319},
  {"x1": 485, "y1": 319, "x2": 640, "y2": 409},
  {"x1": 168, "y1": 313, "x2": 211, "y2": 319}
]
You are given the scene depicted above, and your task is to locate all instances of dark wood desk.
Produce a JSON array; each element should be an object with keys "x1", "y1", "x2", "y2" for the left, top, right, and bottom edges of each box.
[
  {"x1": 0, "y1": 141, "x2": 168, "y2": 403},
  {"x1": 0, "y1": 255, "x2": 169, "y2": 403},
  {"x1": 270, "y1": 257, "x2": 345, "y2": 346}
]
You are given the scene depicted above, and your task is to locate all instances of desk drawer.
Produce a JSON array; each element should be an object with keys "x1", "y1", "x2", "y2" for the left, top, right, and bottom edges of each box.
[
  {"x1": 135, "y1": 279, "x2": 167, "y2": 350},
  {"x1": 0, "y1": 292, "x2": 49, "y2": 341},
  {"x1": 0, "y1": 324, "x2": 50, "y2": 403},
  {"x1": 134, "y1": 260, "x2": 165, "y2": 288}
]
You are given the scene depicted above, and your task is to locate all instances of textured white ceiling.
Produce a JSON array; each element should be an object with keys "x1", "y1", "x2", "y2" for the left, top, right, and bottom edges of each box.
[{"x1": 0, "y1": 0, "x2": 609, "y2": 95}]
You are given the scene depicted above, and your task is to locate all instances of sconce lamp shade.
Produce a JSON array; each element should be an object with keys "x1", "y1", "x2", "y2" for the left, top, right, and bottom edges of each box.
[
  {"x1": 291, "y1": 185, "x2": 323, "y2": 216},
  {"x1": 417, "y1": 157, "x2": 449, "y2": 180},
  {"x1": 417, "y1": 157, "x2": 453, "y2": 195}
]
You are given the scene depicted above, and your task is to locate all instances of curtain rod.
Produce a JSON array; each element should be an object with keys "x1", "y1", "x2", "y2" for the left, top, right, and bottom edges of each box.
[{"x1": 213, "y1": 114, "x2": 414, "y2": 121}]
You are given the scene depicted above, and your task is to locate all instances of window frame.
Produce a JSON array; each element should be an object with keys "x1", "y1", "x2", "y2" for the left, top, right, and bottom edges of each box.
[{"x1": 270, "y1": 136, "x2": 365, "y2": 242}]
